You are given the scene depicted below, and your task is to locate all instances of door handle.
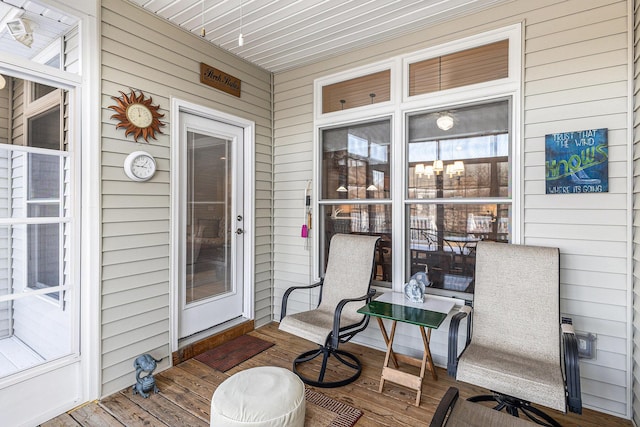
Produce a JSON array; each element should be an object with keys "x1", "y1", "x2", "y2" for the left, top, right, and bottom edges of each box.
[{"x1": 235, "y1": 228, "x2": 244, "y2": 235}]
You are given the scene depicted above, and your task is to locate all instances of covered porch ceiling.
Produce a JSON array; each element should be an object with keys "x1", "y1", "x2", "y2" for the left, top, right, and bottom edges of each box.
[
  {"x1": 0, "y1": 0, "x2": 514, "y2": 73},
  {"x1": 126, "y1": 0, "x2": 514, "y2": 73}
]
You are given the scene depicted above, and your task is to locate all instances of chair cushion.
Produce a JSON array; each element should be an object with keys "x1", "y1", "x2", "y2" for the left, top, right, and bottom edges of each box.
[
  {"x1": 456, "y1": 343, "x2": 565, "y2": 411},
  {"x1": 319, "y1": 234, "x2": 379, "y2": 319},
  {"x1": 279, "y1": 234, "x2": 378, "y2": 346},
  {"x1": 210, "y1": 366, "x2": 305, "y2": 427},
  {"x1": 473, "y1": 242, "x2": 560, "y2": 362},
  {"x1": 279, "y1": 308, "x2": 364, "y2": 345},
  {"x1": 445, "y1": 397, "x2": 535, "y2": 427}
]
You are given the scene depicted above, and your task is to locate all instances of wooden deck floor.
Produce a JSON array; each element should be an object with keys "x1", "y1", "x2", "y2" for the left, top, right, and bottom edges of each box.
[{"x1": 43, "y1": 322, "x2": 631, "y2": 426}]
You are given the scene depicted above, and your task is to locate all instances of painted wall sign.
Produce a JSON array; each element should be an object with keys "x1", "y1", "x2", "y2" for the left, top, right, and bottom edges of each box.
[
  {"x1": 200, "y1": 62, "x2": 241, "y2": 97},
  {"x1": 545, "y1": 128, "x2": 608, "y2": 194}
]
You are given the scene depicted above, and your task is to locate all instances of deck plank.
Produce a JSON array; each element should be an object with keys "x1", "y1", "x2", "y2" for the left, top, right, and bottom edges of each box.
[
  {"x1": 153, "y1": 375, "x2": 211, "y2": 422},
  {"x1": 42, "y1": 322, "x2": 632, "y2": 427},
  {"x1": 40, "y1": 412, "x2": 82, "y2": 427},
  {"x1": 99, "y1": 392, "x2": 167, "y2": 427},
  {"x1": 122, "y1": 391, "x2": 209, "y2": 427},
  {"x1": 68, "y1": 403, "x2": 123, "y2": 427}
]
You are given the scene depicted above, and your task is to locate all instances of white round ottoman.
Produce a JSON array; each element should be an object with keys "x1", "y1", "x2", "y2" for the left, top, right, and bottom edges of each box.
[{"x1": 210, "y1": 366, "x2": 305, "y2": 427}]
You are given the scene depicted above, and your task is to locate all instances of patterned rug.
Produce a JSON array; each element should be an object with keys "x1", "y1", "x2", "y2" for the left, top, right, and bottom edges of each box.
[
  {"x1": 194, "y1": 334, "x2": 274, "y2": 372},
  {"x1": 305, "y1": 388, "x2": 363, "y2": 427}
]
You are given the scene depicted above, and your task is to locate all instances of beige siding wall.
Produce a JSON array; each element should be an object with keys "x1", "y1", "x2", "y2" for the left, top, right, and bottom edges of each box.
[
  {"x1": 274, "y1": 0, "x2": 631, "y2": 418},
  {"x1": 100, "y1": 0, "x2": 272, "y2": 397}
]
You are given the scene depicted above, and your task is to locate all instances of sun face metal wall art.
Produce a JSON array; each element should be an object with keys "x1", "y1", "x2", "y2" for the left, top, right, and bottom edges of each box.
[{"x1": 109, "y1": 89, "x2": 164, "y2": 142}]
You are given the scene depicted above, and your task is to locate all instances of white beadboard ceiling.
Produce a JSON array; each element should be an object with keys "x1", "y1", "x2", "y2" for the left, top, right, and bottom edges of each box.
[{"x1": 127, "y1": 0, "x2": 513, "y2": 73}]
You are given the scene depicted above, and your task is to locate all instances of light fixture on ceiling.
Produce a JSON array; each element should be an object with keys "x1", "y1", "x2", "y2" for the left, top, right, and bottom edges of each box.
[
  {"x1": 6, "y1": 18, "x2": 34, "y2": 48},
  {"x1": 366, "y1": 184, "x2": 378, "y2": 191},
  {"x1": 0, "y1": 75, "x2": 5, "y2": 90},
  {"x1": 238, "y1": 0, "x2": 244, "y2": 46},
  {"x1": 336, "y1": 185, "x2": 348, "y2": 193},
  {"x1": 436, "y1": 113, "x2": 454, "y2": 131},
  {"x1": 200, "y1": 0, "x2": 206, "y2": 37}
]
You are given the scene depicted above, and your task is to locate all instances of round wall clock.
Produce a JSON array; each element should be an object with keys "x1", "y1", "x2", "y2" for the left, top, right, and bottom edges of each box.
[
  {"x1": 109, "y1": 89, "x2": 164, "y2": 142},
  {"x1": 124, "y1": 151, "x2": 157, "y2": 182}
]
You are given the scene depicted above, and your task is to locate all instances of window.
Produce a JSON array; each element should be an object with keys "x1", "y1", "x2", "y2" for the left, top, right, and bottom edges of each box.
[
  {"x1": 406, "y1": 100, "x2": 511, "y2": 297},
  {"x1": 319, "y1": 119, "x2": 392, "y2": 284},
  {"x1": 23, "y1": 85, "x2": 66, "y2": 299},
  {"x1": 315, "y1": 26, "x2": 520, "y2": 297},
  {"x1": 322, "y1": 70, "x2": 390, "y2": 114},
  {"x1": 408, "y1": 40, "x2": 508, "y2": 96}
]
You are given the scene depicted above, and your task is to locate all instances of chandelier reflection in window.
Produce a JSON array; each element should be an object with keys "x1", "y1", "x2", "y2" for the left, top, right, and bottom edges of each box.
[{"x1": 414, "y1": 159, "x2": 464, "y2": 179}]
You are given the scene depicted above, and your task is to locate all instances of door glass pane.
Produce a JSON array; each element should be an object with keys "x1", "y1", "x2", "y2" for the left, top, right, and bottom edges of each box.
[{"x1": 185, "y1": 131, "x2": 231, "y2": 304}]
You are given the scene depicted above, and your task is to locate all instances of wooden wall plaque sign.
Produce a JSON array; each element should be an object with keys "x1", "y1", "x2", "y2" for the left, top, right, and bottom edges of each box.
[{"x1": 200, "y1": 63, "x2": 241, "y2": 97}]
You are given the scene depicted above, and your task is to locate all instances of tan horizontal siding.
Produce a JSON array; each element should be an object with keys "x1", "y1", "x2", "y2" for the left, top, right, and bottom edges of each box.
[{"x1": 100, "y1": 0, "x2": 272, "y2": 397}]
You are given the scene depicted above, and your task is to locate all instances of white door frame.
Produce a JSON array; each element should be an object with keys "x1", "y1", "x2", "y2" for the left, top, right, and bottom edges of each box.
[{"x1": 170, "y1": 98, "x2": 255, "y2": 351}]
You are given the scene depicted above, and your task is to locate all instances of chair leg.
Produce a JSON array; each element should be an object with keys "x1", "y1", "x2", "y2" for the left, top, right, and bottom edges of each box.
[
  {"x1": 468, "y1": 393, "x2": 562, "y2": 427},
  {"x1": 292, "y1": 347, "x2": 362, "y2": 388}
]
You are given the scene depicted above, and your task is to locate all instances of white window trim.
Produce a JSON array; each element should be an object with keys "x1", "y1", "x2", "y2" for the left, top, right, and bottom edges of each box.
[{"x1": 312, "y1": 24, "x2": 522, "y2": 292}]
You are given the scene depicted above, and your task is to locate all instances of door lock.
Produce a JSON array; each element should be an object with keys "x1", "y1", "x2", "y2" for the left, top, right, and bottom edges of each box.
[{"x1": 235, "y1": 228, "x2": 244, "y2": 235}]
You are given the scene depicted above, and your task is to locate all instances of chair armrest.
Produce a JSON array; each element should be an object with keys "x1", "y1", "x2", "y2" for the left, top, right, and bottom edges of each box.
[
  {"x1": 561, "y1": 317, "x2": 582, "y2": 414},
  {"x1": 429, "y1": 387, "x2": 460, "y2": 427},
  {"x1": 280, "y1": 280, "x2": 323, "y2": 321},
  {"x1": 330, "y1": 289, "x2": 377, "y2": 348},
  {"x1": 447, "y1": 305, "x2": 472, "y2": 377}
]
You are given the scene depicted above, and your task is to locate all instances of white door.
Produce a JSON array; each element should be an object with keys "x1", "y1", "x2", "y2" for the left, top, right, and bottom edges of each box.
[{"x1": 178, "y1": 111, "x2": 245, "y2": 338}]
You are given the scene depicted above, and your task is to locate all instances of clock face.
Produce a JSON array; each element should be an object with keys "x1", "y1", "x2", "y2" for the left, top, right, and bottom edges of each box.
[
  {"x1": 109, "y1": 90, "x2": 165, "y2": 142},
  {"x1": 126, "y1": 104, "x2": 154, "y2": 129},
  {"x1": 124, "y1": 151, "x2": 156, "y2": 182}
]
